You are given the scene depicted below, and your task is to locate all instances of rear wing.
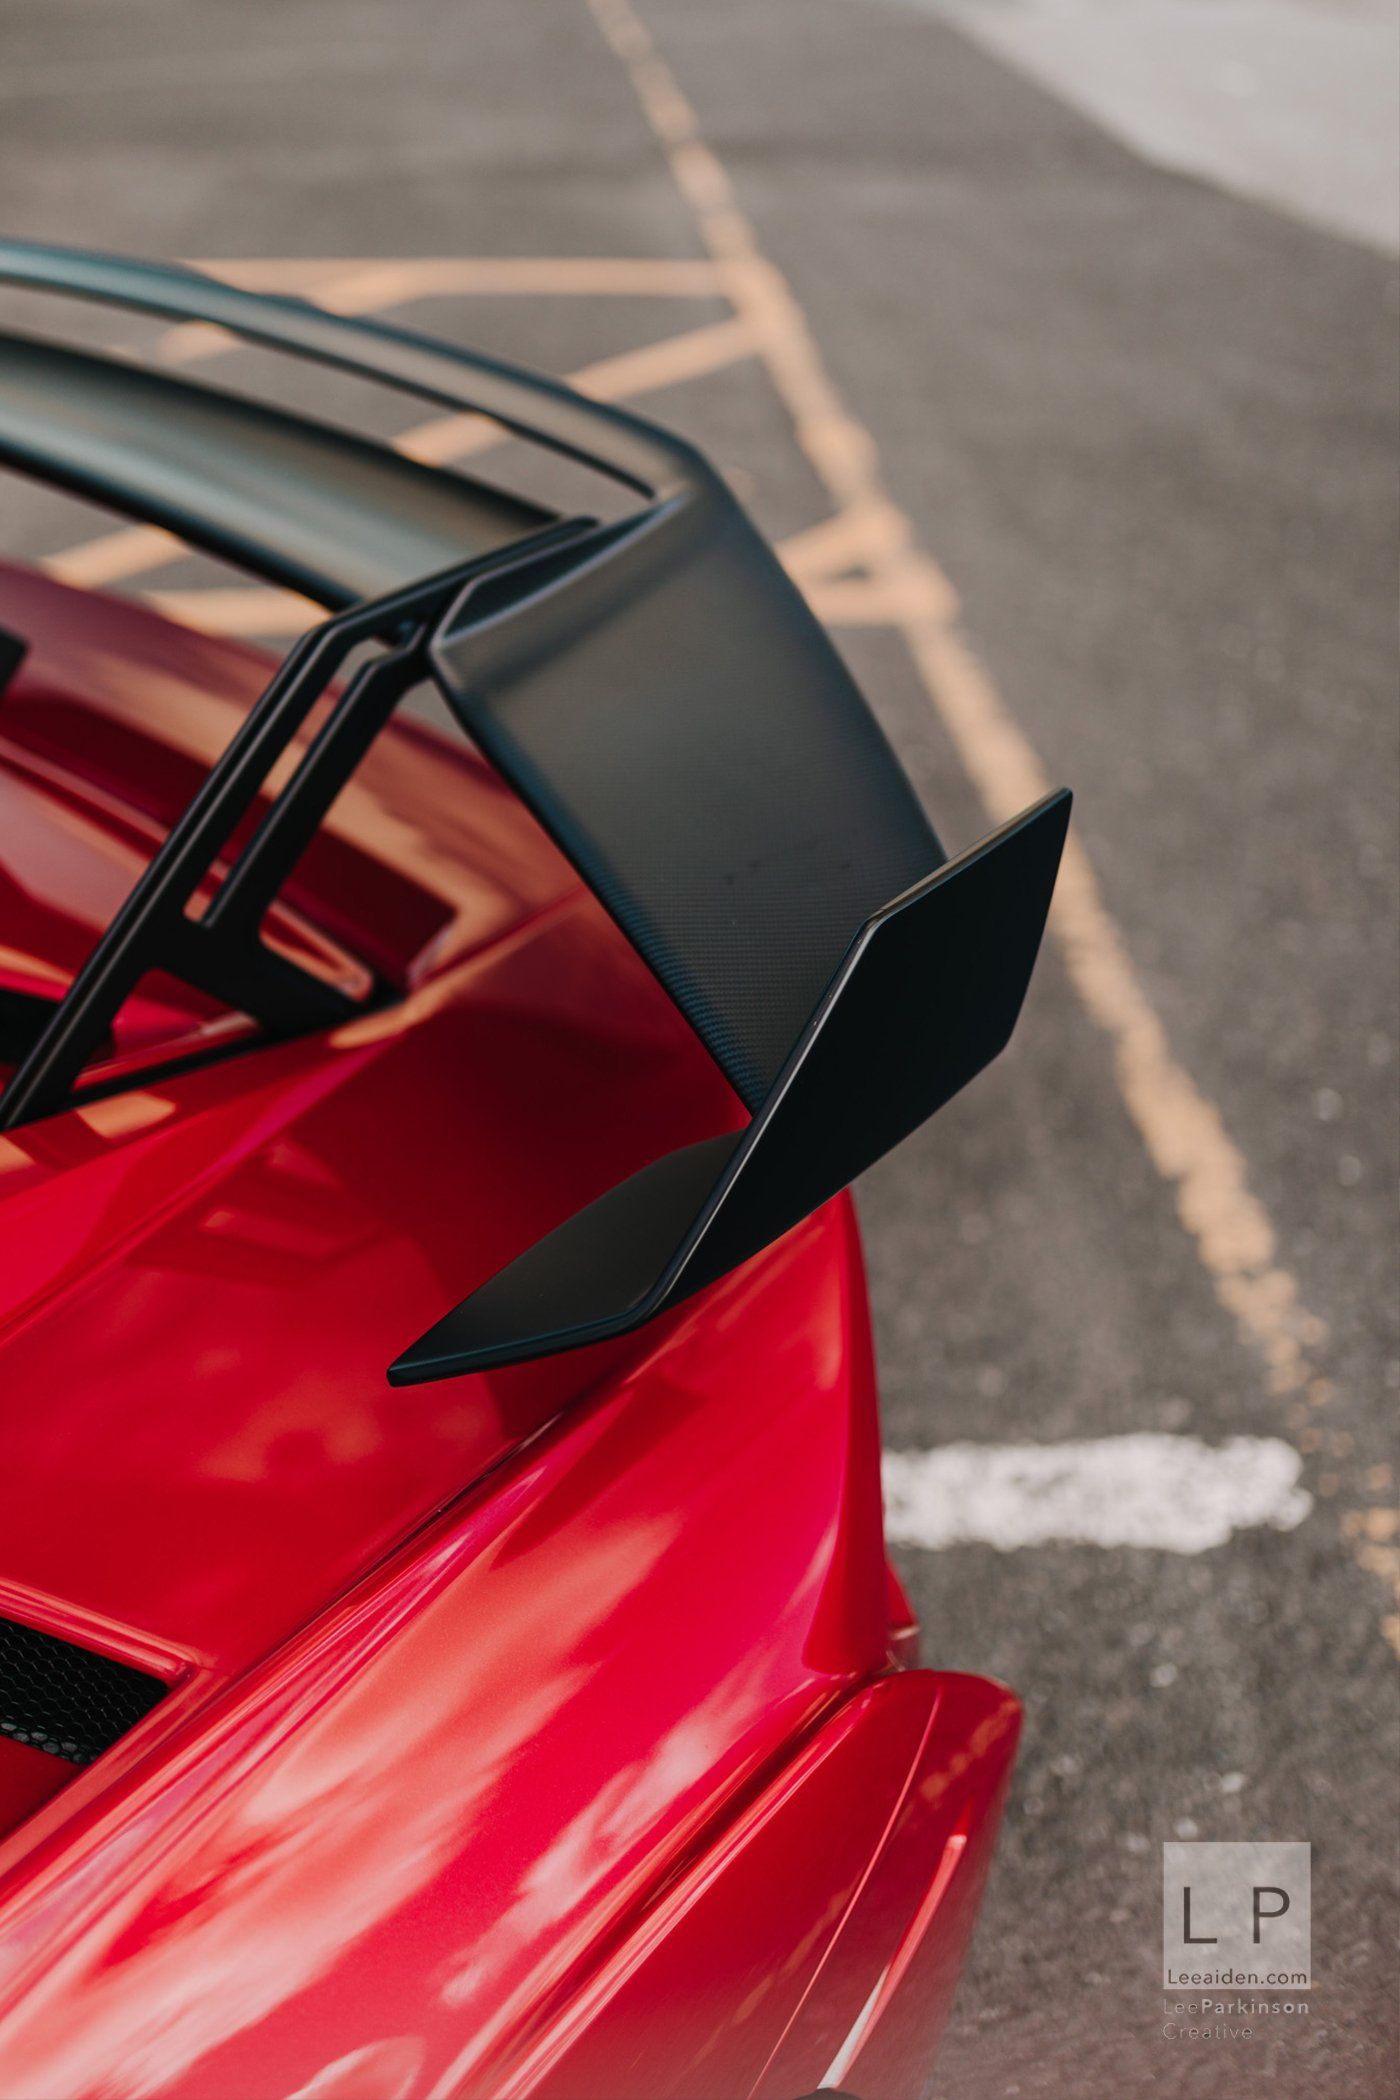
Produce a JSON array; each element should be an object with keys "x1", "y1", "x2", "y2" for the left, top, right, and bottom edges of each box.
[{"x1": 0, "y1": 242, "x2": 1069, "y2": 1383}]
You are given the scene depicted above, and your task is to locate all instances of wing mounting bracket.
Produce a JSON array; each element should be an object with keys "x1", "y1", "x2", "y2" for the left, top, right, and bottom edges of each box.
[{"x1": 0, "y1": 522, "x2": 592, "y2": 1130}]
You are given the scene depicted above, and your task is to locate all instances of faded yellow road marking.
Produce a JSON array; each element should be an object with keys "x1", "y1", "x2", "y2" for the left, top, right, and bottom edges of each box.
[
  {"x1": 153, "y1": 261, "x2": 437, "y2": 365},
  {"x1": 142, "y1": 586, "x2": 322, "y2": 637},
  {"x1": 196, "y1": 255, "x2": 724, "y2": 299},
  {"x1": 777, "y1": 496, "x2": 915, "y2": 586},
  {"x1": 586, "y1": 0, "x2": 1393, "y2": 1646},
  {"x1": 798, "y1": 574, "x2": 951, "y2": 626},
  {"x1": 155, "y1": 256, "x2": 724, "y2": 366},
  {"x1": 397, "y1": 311, "x2": 756, "y2": 463},
  {"x1": 44, "y1": 523, "x2": 187, "y2": 591}
]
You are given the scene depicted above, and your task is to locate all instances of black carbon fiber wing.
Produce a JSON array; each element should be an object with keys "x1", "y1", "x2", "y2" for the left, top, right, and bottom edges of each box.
[{"x1": 0, "y1": 243, "x2": 1070, "y2": 1382}]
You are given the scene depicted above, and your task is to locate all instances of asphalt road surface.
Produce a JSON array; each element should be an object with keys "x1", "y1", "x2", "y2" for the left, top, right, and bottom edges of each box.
[{"x1": 3, "y1": 3, "x2": 1397, "y2": 2095}]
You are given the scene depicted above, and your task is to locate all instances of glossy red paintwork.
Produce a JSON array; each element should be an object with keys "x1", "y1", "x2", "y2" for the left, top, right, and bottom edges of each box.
[{"x1": 0, "y1": 566, "x2": 1017, "y2": 2096}]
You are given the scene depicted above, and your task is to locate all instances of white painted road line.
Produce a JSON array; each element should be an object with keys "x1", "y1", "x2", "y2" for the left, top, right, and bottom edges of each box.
[{"x1": 882, "y1": 1434, "x2": 1314, "y2": 1554}]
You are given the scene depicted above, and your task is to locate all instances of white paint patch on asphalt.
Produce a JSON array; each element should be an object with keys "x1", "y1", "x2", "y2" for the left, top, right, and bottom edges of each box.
[
  {"x1": 867, "y1": 0, "x2": 1400, "y2": 252},
  {"x1": 882, "y1": 1433, "x2": 1313, "y2": 1553}
]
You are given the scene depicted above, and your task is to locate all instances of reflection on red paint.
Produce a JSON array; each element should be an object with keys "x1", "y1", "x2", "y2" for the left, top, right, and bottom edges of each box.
[{"x1": 0, "y1": 567, "x2": 1016, "y2": 2096}]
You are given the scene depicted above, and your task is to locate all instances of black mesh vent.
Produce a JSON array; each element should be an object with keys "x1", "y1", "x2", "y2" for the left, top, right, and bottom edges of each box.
[{"x1": 0, "y1": 1616, "x2": 167, "y2": 1765}]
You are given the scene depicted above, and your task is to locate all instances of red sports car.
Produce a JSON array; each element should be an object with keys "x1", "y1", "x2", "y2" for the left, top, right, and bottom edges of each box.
[{"x1": 0, "y1": 243, "x2": 1068, "y2": 2099}]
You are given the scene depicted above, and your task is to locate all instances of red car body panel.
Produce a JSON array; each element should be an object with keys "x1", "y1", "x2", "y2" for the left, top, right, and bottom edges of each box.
[{"x1": 0, "y1": 563, "x2": 1017, "y2": 2096}]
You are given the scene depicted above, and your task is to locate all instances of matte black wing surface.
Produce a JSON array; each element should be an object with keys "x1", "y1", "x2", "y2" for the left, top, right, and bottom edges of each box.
[{"x1": 0, "y1": 242, "x2": 1070, "y2": 1382}]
